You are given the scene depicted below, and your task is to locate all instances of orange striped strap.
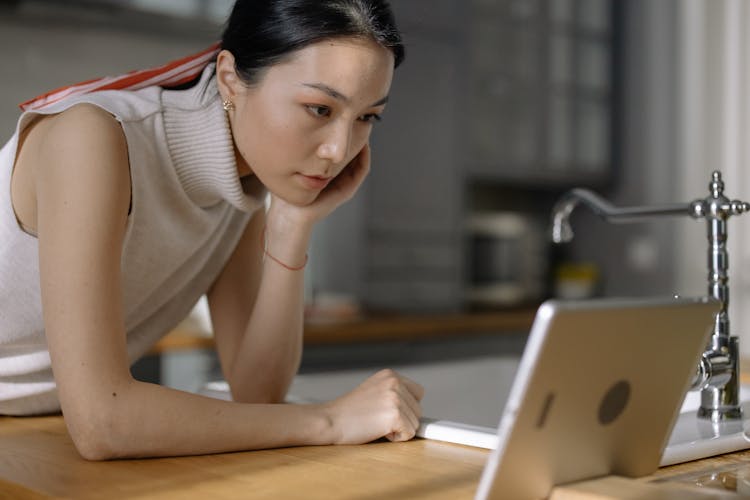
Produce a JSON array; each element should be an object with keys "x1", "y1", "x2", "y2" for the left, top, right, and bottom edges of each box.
[{"x1": 19, "y1": 42, "x2": 221, "y2": 112}]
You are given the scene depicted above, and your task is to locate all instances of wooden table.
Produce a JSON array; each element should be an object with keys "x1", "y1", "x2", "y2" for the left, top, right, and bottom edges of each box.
[
  {"x1": 1, "y1": 415, "x2": 748, "y2": 499},
  {"x1": 4, "y1": 310, "x2": 749, "y2": 498},
  {"x1": 1, "y1": 415, "x2": 487, "y2": 499}
]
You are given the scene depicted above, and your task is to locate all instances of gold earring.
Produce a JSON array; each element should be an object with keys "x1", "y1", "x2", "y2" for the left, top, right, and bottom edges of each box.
[{"x1": 222, "y1": 99, "x2": 234, "y2": 112}]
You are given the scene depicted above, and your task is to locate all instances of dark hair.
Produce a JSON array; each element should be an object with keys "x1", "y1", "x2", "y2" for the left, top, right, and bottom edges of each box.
[{"x1": 221, "y1": 0, "x2": 404, "y2": 86}]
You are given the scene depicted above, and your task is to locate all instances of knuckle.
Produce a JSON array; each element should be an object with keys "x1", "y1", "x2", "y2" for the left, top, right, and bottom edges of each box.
[
  {"x1": 386, "y1": 406, "x2": 401, "y2": 423},
  {"x1": 385, "y1": 391, "x2": 401, "y2": 407},
  {"x1": 385, "y1": 378, "x2": 400, "y2": 391}
]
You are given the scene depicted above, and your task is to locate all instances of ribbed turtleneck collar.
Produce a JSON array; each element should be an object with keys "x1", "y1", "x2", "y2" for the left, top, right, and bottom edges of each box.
[{"x1": 161, "y1": 63, "x2": 264, "y2": 213}]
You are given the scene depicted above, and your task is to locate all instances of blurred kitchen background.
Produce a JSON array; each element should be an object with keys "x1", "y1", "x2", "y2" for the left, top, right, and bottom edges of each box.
[{"x1": 3, "y1": 0, "x2": 750, "y2": 419}]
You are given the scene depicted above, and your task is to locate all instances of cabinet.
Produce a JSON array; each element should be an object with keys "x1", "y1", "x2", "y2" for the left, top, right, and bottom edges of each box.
[
  {"x1": 364, "y1": 20, "x2": 464, "y2": 311},
  {"x1": 466, "y1": 0, "x2": 615, "y2": 184}
]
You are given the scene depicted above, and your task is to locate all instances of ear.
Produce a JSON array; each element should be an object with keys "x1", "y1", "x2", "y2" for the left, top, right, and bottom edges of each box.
[{"x1": 215, "y1": 49, "x2": 245, "y2": 101}]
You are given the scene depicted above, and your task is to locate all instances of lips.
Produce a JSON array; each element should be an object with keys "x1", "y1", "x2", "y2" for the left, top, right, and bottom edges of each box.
[{"x1": 297, "y1": 173, "x2": 333, "y2": 190}]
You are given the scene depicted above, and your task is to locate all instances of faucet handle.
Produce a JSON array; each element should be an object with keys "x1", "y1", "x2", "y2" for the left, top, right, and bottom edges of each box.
[
  {"x1": 689, "y1": 198, "x2": 750, "y2": 219},
  {"x1": 689, "y1": 171, "x2": 750, "y2": 220},
  {"x1": 729, "y1": 200, "x2": 750, "y2": 215},
  {"x1": 689, "y1": 200, "x2": 707, "y2": 219}
]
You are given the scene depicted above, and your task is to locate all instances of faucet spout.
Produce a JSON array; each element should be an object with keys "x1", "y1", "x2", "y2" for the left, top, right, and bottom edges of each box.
[
  {"x1": 550, "y1": 172, "x2": 750, "y2": 421},
  {"x1": 551, "y1": 188, "x2": 691, "y2": 244}
]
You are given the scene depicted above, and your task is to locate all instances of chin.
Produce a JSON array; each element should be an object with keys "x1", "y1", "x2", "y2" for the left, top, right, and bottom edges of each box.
[{"x1": 275, "y1": 189, "x2": 320, "y2": 207}]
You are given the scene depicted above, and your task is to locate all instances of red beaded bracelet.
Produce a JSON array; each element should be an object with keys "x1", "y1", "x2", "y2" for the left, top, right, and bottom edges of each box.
[{"x1": 261, "y1": 226, "x2": 308, "y2": 271}]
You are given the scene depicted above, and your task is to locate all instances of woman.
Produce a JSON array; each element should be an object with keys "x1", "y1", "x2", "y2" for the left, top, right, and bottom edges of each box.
[{"x1": 0, "y1": 0, "x2": 424, "y2": 460}]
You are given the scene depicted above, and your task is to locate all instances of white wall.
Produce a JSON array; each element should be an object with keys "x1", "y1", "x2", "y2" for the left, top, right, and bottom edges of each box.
[
  {"x1": 0, "y1": 4, "x2": 215, "y2": 140},
  {"x1": 565, "y1": 0, "x2": 683, "y2": 298},
  {"x1": 675, "y1": 0, "x2": 750, "y2": 357}
]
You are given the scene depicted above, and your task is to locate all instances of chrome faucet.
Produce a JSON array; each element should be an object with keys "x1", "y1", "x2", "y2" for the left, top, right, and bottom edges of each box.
[{"x1": 551, "y1": 171, "x2": 750, "y2": 421}]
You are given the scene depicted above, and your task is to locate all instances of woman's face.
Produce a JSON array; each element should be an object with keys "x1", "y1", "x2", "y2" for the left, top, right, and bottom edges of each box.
[{"x1": 217, "y1": 37, "x2": 395, "y2": 206}]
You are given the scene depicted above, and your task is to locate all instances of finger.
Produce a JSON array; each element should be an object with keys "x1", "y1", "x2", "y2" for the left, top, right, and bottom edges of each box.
[
  {"x1": 396, "y1": 384, "x2": 422, "y2": 423},
  {"x1": 377, "y1": 374, "x2": 420, "y2": 439},
  {"x1": 336, "y1": 143, "x2": 369, "y2": 181},
  {"x1": 393, "y1": 415, "x2": 418, "y2": 442},
  {"x1": 397, "y1": 374, "x2": 426, "y2": 402},
  {"x1": 324, "y1": 151, "x2": 370, "y2": 201},
  {"x1": 400, "y1": 400, "x2": 420, "y2": 434},
  {"x1": 339, "y1": 146, "x2": 371, "y2": 191},
  {"x1": 385, "y1": 427, "x2": 408, "y2": 443},
  {"x1": 390, "y1": 386, "x2": 420, "y2": 436},
  {"x1": 348, "y1": 142, "x2": 371, "y2": 170},
  {"x1": 383, "y1": 388, "x2": 419, "y2": 435},
  {"x1": 373, "y1": 369, "x2": 424, "y2": 404},
  {"x1": 351, "y1": 143, "x2": 371, "y2": 177}
]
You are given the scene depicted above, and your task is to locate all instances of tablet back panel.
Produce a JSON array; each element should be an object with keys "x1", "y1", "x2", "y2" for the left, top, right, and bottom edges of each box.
[{"x1": 475, "y1": 296, "x2": 720, "y2": 500}]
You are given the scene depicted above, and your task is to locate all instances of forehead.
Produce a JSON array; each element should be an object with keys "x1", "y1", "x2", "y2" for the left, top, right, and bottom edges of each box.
[{"x1": 262, "y1": 37, "x2": 395, "y2": 103}]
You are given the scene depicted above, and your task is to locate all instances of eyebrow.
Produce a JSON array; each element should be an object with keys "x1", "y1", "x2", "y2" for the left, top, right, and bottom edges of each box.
[{"x1": 302, "y1": 82, "x2": 389, "y2": 107}]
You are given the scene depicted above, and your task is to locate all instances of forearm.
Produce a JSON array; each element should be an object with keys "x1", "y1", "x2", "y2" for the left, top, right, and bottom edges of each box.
[
  {"x1": 229, "y1": 263, "x2": 305, "y2": 402},
  {"x1": 77, "y1": 379, "x2": 332, "y2": 460},
  {"x1": 229, "y1": 211, "x2": 311, "y2": 402}
]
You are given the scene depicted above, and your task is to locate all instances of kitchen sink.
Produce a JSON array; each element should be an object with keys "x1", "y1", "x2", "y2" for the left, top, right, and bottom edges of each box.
[{"x1": 661, "y1": 386, "x2": 750, "y2": 466}]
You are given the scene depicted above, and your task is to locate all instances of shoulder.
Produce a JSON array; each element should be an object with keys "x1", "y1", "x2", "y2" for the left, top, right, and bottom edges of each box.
[
  {"x1": 31, "y1": 103, "x2": 131, "y2": 223},
  {"x1": 32, "y1": 103, "x2": 128, "y2": 175},
  {"x1": 42, "y1": 103, "x2": 125, "y2": 147}
]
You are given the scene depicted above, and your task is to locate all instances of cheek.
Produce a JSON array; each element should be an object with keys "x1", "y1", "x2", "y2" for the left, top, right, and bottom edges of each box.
[
  {"x1": 349, "y1": 126, "x2": 372, "y2": 157},
  {"x1": 235, "y1": 106, "x2": 307, "y2": 163},
  {"x1": 229, "y1": 110, "x2": 257, "y2": 157}
]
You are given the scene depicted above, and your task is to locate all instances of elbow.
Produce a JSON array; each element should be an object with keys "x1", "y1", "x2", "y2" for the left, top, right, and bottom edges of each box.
[
  {"x1": 75, "y1": 438, "x2": 115, "y2": 462},
  {"x1": 71, "y1": 431, "x2": 116, "y2": 462},
  {"x1": 65, "y1": 407, "x2": 126, "y2": 461}
]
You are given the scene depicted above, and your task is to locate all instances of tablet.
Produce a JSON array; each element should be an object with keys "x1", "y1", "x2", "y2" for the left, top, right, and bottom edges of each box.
[{"x1": 475, "y1": 296, "x2": 720, "y2": 500}]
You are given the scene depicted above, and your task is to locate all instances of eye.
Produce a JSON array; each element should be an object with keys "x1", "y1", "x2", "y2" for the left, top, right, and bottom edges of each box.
[
  {"x1": 306, "y1": 105, "x2": 331, "y2": 118},
  {"x1": 359, "y1": 113, "x2": 382, "y2": 124}
]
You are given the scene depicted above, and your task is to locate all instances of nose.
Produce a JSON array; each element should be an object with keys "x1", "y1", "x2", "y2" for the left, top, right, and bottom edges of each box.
[{"x1": 317, "y1": 122, "x2": 351, "y2": 167}]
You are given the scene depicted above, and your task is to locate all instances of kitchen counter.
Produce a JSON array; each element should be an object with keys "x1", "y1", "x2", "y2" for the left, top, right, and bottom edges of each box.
[
  {"x1": 8, "y1": 310, "x2": 748, "y2": 498},
  {"x1": 150, "y1": 308, "x2": 538, "y2": 354},
  {"x1": 0, "y1": 414, "x2": 746, "y2": 499}
]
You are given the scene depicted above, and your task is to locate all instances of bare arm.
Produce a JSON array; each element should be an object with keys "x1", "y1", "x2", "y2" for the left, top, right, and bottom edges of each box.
[
  {"x1": 208, "y1": 143, "x2": 426, "y2": 441},
  {"x1": 209, "y1": 145, "x2": 377, "y2": 402},
  {"x1": 32, "y1": 105, "x2": 422, "y2": 460},
  {"x1": 207, "y1": 207, "x2": 305, "y2": 404}
]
